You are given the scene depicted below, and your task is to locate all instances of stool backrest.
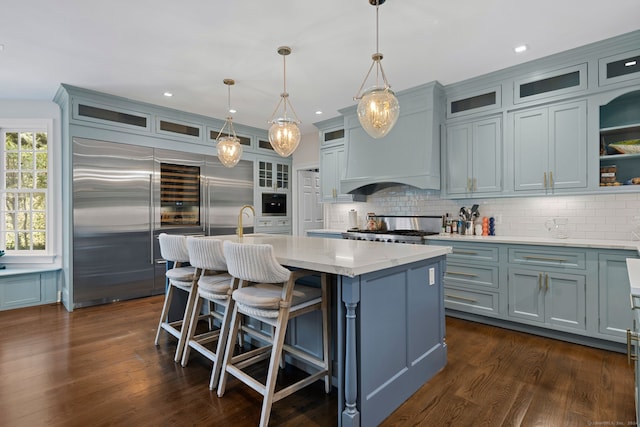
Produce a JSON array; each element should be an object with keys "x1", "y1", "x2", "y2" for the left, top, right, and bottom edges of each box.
[
  {"x1": 187, "y1": 238, "x2": 227, "y2": 271},
  {"x1": 158, "y1": 233, "x2": 190, "y2": 263},
  {"x1": 223, "y1": 241, "x2": 290, "y2": 284}
]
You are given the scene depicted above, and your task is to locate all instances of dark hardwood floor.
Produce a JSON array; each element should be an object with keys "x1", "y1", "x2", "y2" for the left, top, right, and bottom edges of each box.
[{"x1": 0, "y1": 296, "x2": 634, "y2": 426}]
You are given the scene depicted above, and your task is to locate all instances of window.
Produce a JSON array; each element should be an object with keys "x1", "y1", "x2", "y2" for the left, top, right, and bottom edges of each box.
[{"x1": 1, "y1": 128, "x2": 48, "y2": 252}]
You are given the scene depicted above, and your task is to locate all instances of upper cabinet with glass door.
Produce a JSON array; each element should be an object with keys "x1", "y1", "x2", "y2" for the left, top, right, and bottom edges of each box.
[{"x1": 257, "y1": 159, "x2": 290, "y2": 191}]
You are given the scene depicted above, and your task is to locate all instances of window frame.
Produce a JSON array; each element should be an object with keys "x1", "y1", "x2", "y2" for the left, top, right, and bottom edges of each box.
[{"x1": 0, "y1": 119, "x2": 57, "y2": 264}]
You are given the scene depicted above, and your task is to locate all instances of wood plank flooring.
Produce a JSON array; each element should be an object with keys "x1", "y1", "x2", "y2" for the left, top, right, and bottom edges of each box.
[{"x1": 0, "y1": 296, "x2": 634, "y2": 426}]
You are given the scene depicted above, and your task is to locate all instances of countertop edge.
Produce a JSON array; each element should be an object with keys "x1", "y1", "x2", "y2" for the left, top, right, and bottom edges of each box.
[{"x1": 426, "y1": 234, "x2": 640, "y2": 253}]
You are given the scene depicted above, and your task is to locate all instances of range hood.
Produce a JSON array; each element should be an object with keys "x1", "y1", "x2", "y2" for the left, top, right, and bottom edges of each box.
[{"x1": 339, "y1": 82, "x2": 444, "y2": 196}]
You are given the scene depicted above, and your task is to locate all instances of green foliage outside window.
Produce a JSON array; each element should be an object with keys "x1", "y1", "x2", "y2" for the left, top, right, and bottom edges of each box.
[{"x1": 2, "y1": 131, "x2": 48, "y2": 251}]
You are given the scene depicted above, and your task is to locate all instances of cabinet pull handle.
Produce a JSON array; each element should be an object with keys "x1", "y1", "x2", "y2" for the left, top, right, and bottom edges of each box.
[
  {"x1": 538, "y1": 273, "x2": 542, "y2": 290},
  {"x1": 467, "y1": 178, "x2": 472, "y2": 192},
  {"x1": 445, "y1": 294, "x2": 477, "y2": 303},
  {"x1": 473, "y1": 178, "x2": 477, "y2": 192},
  {"x1": 627, "y1": 329, "x2": 639, "y2": 366},
  {"x1": 453, "y1": 250, "x2": 478, "y2": 255},
  {"x1": 522, "y1": 255, "x2": 568, "y2": 262},
  {"x1": 545, "y1": 273, "x2": 549, "y2": 291},
  {"x1": 446, "y1": 271, "x2": 478, "y2": 278},
  {"x1": 549, "y1": 171, "x2": 554, "y2": 189},
  {"x1": 543, "y1": 172, "x2": 547, "y2": 189},
  {"x1": 332, "y1": 188, "x2": 337, "y2": 198}
]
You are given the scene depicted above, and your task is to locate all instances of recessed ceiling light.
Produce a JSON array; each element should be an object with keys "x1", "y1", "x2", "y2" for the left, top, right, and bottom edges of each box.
[
  {"x1": 0, "y1": 44, "x2": 4, "y2": 52},
  {"x1": 229, "y1": 108, "x2": 237, "y2": 114},
  {"x1": 514, "y1": 44, "x2": 528, "y2": 54},
  {"x1": 163, "y1": 92, "x2": 173, "y2": 97},
  {"x1": 315, "y1": 110, "x2": 323, "y2": 115}
]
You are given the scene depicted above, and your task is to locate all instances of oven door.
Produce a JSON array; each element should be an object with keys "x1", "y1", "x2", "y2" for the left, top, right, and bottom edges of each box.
[{"x1": 262, "y1": 192, "x2": 287, "y2": 216}]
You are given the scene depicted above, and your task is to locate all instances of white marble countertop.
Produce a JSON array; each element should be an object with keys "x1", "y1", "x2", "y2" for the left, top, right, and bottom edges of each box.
[
  {"x1": 205, "y1": 234, "x2": 451, "y2": 278},
  {"x1": 629, "y1": 259, "x2": 640, "y2": 298},
  {"x1": 426, "y1": 234, "x2": 640, "y2": 253}
]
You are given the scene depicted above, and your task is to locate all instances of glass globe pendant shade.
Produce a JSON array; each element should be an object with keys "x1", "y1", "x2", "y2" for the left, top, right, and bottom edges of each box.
[
  {"x1": 357, "y1": 87, "x2": 399, "y2": 139},
  {"x1": 217, "y1": 135, "x2": 243, "y2": 168},
  {"x1": 268, "y1": 118, "x2": 301, "y2": 157}
]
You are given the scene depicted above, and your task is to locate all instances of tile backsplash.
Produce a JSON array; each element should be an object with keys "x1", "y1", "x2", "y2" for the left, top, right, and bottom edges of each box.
[{"x1": 323, "y1": 185, "x2": 640, "y2": 241}]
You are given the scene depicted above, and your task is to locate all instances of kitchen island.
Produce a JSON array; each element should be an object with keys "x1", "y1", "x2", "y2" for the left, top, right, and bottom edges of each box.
[{"x1": 208, "y1": 234, "x2": 451, "y2": 427}]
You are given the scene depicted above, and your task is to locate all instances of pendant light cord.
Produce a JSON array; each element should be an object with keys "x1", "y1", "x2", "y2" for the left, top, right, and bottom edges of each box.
[
  {"x1": 282, "y1": 53, "x2": 288, "y2": 117},
  {"x1": 375, "y1": 2, "x2": 380, "y2": 85}
]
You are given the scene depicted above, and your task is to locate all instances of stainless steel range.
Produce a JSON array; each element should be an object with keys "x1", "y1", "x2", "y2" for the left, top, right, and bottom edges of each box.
[{"x1": 342, "y1": 215, "x2": 443, "y2": 244}]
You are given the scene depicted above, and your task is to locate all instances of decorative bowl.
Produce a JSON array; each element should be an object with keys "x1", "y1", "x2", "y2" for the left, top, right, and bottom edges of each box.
[{"x1": 609, "y1": 139, "x2": 640, "y2": 154}]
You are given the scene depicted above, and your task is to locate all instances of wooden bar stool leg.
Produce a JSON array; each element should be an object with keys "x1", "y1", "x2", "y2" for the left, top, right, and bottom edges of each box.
[
  {"x1": 260, "y1": 311, "x2": 290, "y2": 427},
  {"x1": 174, "y1": 283, "x2": 200, "y2": 363},
  {"x1": 216, "y1": 302, "x2": 242, "y2": 397},
  {"x1": 154, "y1": 284, "x2": 175, "y2": 345},
  {"x1": 180, "y1": 295, "x2": 204, "y2": 367}
]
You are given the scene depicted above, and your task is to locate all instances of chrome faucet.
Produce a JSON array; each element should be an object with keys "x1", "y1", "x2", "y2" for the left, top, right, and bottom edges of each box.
[{"x1": 237, "y1": 205, "x2": 255, "y2": 238}]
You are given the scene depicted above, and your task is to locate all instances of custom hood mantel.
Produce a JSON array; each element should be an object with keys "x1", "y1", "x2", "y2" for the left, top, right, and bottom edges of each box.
[{"x1": 338, "y1": 81, "x2": 444, "y2": 195}]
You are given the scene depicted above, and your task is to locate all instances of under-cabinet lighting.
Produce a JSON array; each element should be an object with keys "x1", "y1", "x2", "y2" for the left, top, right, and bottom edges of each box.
[
  {"x1": 625, "y1": 60, "x2": 637, "y2": 67},
  {"x1": 514, "y1": 45, "x2": 528, "y2": 53}
]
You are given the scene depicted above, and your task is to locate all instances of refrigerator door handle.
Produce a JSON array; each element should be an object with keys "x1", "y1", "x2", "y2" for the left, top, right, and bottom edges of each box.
[
  {"x1": 204, "y1": 177, "x2": 209, "y2": 234},
  {"x1": 149, "y1": 173, "x2": 154, "y2": 265}
]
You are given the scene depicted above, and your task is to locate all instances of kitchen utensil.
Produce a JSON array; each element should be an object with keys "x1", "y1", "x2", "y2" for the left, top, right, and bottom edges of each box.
[{"x1": 470, "y1": 204, "x2": 479, "y2": 219}]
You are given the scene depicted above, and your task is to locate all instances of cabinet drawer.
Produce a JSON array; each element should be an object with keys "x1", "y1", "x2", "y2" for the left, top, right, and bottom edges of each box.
[
  {"x1": 448, "y1": 243, "x2": 499, "y2": 262},
  {"x1": 444, "y1": 287, "x2": 499, "y2": 315},
  {"x1": 444, "y1": 262, "x2": 498, "y2": 289},
  {"x1": 508, "y1": 247, "x2": 586, "y2": 269}
]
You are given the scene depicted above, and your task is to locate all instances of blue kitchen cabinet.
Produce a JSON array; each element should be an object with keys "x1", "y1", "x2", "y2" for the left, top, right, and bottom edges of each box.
[
  {"x1": 315, "y1": 117, "x2": 365, "y2": 203},
  {"x1": 598, "y1": 251, "x2": 637, "y2": 340},
  {"x1": 429, "y1": 240, "x2": 505, "y2": 318},
  {"x1": 507, "y1": 246, "x2": 587, "y2": 333},
  {"x1": 0, "y1": 270, "x2": 59, "y2": 310},
  {"x1": 320, "y1": 144, "x2": 364, "y2": 203},
  {"x1": 508, "y1": 267, "x2": 586, "y2": 332},
  {"x1": 513, "y1": 100, "x2": 587, "y2": 194},
  {"x1": 444, "y1": 116, "x2": 502, "y2": 197}
]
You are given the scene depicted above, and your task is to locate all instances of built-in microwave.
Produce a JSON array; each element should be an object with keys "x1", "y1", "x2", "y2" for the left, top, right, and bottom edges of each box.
[{"x1": 261, "y1": 193, "x2": 287, "y2": 216}]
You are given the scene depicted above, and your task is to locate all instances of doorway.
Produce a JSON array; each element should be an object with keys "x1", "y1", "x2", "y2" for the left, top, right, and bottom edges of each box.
[{"x1": 296, "y1": 169, "x2": 324, "y2": 236}]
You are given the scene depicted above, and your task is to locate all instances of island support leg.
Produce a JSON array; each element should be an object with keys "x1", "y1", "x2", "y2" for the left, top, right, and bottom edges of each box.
[{"x1": 341, "y1": 278, "x2": 360, "y2": 427}]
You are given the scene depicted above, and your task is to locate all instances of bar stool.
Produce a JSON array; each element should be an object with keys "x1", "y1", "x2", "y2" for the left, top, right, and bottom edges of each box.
[
  {"x1": 154, "y1": 233, "x2": 197, "y2": 362},
  {"x1": 180, "y1": 238, "x2": 234, "y2": 388},
  {"x1": 217, "y1": 241, "x2": 330, "y2": 427}
]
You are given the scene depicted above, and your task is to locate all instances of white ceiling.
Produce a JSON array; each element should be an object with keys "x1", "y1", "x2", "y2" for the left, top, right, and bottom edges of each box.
[{"x1": 1, "y1": 0, "x2": 639, "y2": 134}]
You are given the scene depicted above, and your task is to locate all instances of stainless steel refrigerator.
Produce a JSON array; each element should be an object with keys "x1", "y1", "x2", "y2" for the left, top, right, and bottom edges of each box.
[{"x1": 72, "y1": 138, "x2": 253, "y2": 309}]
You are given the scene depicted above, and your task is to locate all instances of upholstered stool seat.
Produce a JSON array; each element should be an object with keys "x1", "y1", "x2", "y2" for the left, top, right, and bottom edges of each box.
[
  {"x1": 233, "y1": 283, "x2": 322, "y2": 314},
  {"x1": 165, "y1": 267, "x2": 196, "y2": 285},
  {"x1": 217, "y1": 241, "x2": 330, "y2": 427}
]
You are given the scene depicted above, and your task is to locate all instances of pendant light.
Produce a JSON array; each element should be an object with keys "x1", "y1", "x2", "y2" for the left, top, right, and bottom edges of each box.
[
  {"x1": 353, "y1": 0, "x2": 399, "y2": 139},
  {"x1": 216, "y1": 79, "x2": 243, "y2": 168},
  {"x1": 268, "y1": 46, "x2": 301, "y2": 158}
]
